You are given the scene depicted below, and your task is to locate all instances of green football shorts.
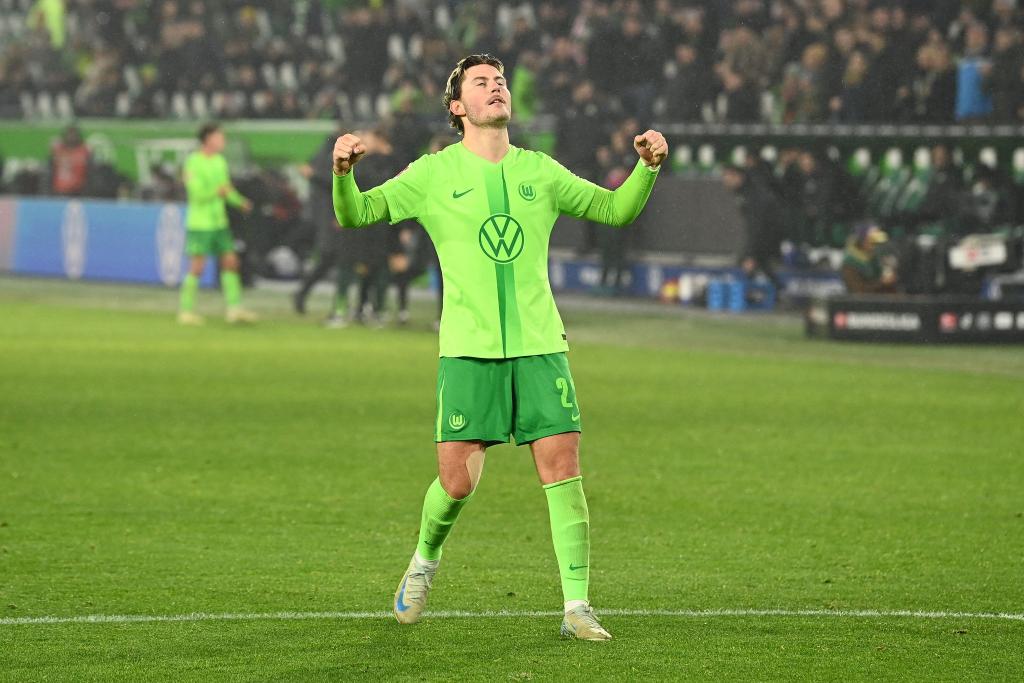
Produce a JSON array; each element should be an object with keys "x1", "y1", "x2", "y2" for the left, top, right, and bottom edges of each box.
[
  {"x1": 435, "y1": 352, "x2": 582, "y2": 445},
  {"x1": 186, "y1": 228, "x2": 234, "y2": 256}
]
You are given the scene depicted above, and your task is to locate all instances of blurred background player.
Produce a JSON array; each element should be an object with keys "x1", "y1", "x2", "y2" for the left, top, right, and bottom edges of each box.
[
  {"x1": 293, "y1": 124, "x2": 355, "y2": 326},
  {"x1": 178, "y1": 122, "x2": 255, "y2": 325},
  {"x1": 332, "y1": 54, "x2": 666, "y2": 641},
  {"x1": 349, "y1": 127, "x2": 402, "y2": 326}
]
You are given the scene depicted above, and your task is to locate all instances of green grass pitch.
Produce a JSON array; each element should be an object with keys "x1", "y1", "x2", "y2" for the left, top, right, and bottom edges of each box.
[{"x1": 1, "y1": 277, "x2": 1022, "y2": 681}]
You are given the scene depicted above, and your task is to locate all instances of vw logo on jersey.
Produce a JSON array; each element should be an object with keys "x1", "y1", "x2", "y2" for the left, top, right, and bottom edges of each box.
[
  {"x1": 448, "y1": 412, "x2": 467, "y2": 431},
  {"x1": 61, "y1": 200, "x2": 88, "y2": 280},
  {"x1": 518, "y1": 183, "x2": 536, "y2": 201},
  {"x1": 156, "y1": 204, "x2": 185, "y2": 286},
  {"x1": 479, "y1": 213, "x2": 524, "y2": 263}
]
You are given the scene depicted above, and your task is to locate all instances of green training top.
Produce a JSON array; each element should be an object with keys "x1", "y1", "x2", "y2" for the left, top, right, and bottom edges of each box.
[
  {"x1": 334, "y1": 142, "x2": 659, "y2": 358},
  {"x1": 183, "y1": 151, "x2": 247, "y2": 231}
]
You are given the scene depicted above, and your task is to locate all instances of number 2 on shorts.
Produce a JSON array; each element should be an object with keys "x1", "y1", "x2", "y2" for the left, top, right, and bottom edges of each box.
[{"x1": 555, "y1": 377, "x2": 574, "y2": 408}]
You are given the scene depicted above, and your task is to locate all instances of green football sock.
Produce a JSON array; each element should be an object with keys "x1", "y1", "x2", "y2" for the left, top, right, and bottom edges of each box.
[
  {"x1": 221, "y1": 270, "x2": 242, "y2": 308},
  {"x1": 179, "y1": 273, "x2": 199, "y2": 312},
  {"x1": 543, "y1": 475, "x2": 590, "y2": 603},
  {"x1": 416, "y1": 478, "x2": 472, "y2": 561}
]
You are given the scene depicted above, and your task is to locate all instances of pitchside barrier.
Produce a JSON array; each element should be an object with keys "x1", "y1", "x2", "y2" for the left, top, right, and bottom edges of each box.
[
  {"x1": 805, "y1": 295, "x2": 1024, "y2": 343},
  {"x1": 0, "y1": 197, "x2": 215, "y2": 287}
]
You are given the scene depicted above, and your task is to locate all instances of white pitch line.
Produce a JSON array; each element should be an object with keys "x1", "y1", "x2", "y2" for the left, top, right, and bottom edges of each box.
[{"x1": 1, "y1": 608, "x2": 1022, "y2": 627}]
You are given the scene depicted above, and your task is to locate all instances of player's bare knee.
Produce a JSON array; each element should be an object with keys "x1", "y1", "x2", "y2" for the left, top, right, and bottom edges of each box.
[
  {"x1": 221, "y1": 253, "x2": 239, "y2": 271},
  {"x1": 437, "y1": 444, "x2": 485, "y2": 499}
]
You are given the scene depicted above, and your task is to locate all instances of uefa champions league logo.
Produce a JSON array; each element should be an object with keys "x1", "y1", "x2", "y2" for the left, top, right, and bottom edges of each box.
[
  {"x1": 61, "y1": 201, "x2": 87, "y2": 279},
  {"x1": 156, "y1": 204, "x2": 185, "y2": 286}
]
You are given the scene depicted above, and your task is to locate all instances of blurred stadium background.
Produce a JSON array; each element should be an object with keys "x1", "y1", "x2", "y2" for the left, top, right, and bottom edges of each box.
[
  {"x1": 1, "y1": 0, "x2": 1023, "y2": 318},
  {"x1": 2, "y1": 1, "x2": 1024, "y2": 680}
]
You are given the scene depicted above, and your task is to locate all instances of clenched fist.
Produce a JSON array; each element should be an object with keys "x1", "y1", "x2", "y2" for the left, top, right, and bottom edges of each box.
[
  {"x1": 333, "y1": 133, "x2": 366, "y2": 176},
  {"x1": 633, "y1": 130, "x2": 668, "y2": 169}
]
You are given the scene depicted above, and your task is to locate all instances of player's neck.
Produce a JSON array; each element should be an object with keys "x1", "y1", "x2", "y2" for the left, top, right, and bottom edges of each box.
[
  {"x1": 200, "y1": 146, "x2": 218, "y2": 156},
  {"x1": 461, "y1": 127, "x2": 510, "y2": 164}
]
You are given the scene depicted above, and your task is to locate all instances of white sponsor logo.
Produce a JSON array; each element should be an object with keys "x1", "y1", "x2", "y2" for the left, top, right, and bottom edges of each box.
[
  {"x1": 61, "y1": 201, "x2": 87, "y2": 279},
  {"x1": 994, "y1": 312, "x2": 1013, "y2": 331},
  {"x1": 156, "y1": 204, "x2": 185, "y2": 286},
  {"x1": 549, "y1": 260, "x2": 565, "y2": 289},
  {"x1": 839, "y1": 312, "x2": 921, "y2": 331},
  {"x1": 646, "y1": 266, "x2": 663, "y2": 296}
]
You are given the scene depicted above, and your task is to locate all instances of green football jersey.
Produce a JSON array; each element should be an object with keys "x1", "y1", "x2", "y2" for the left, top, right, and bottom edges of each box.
[
  {"x1": 183, "y1": 151, "x2": 246, "y2": 231},
  {"x1": 335, "y1": 142, "x2": 658, "y2": 359}
]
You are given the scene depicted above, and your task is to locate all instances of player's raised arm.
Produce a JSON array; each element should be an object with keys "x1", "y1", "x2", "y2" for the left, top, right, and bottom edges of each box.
[
  {"x1": 331, "y1": 133, "x2": 390, "y2": 228},
  {"x1": 580, "y1": 129, "x2": 667, "y2": 227}
]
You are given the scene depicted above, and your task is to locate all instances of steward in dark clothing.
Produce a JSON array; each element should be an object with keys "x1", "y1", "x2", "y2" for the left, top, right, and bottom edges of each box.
[
  {"x1": 722, "y1": 165, "x2": 784, "y2": 289},
  {"x1": 294, "y1": 131, "x2": 352, "y2": 316}
]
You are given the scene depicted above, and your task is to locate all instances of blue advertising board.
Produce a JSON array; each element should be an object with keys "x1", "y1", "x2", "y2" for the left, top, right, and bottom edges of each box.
[{"x1": 1, "y1": 197, "x2": 215, "y2": 286}]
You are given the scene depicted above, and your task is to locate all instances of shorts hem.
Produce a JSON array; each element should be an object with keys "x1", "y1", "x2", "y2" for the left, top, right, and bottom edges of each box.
[
  {"x1": 435, "y1": 433, "x2": 510, "y2": 447},
  {"x1": 514, "y1": 424, "x2": 582, "y2": 446}
]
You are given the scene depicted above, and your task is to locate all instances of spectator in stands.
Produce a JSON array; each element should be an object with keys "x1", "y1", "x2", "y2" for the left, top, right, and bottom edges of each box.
[
  {"x1": 956, "y1": 22, "x2": 994, "y2": 121},
  {"x1": 537, "y1": 36, "x2": 582, "y2": 109},
  {"x1": 780, "y1": 42, "x2": 830, "y2": 123},
  {"x1": 861, "y1": 27, "x2": 904, "y2": 122},
  {"x1": 905, "y1": 42, "x2": 957, "y2": 123},
  {"x1": 510, "y1": 48, "x2": 540, "y2": 124},
  {"x1": 49, "y1": 124, "x2": 91, "y2": 197},
  {"x1": 841, "y1": 222, "x2": 898, "y2": 294},
  {"x1": 5, "y1": 0, "x2": 1024, "y2": 127},
  {"x1": 611, "y1": 14, "x2": 662, "y2": 126},
  {"x1": 721, "y1": 164, "x2": 784, "y2": 290},
  {"x1": 829, "y1": 49, "x2": 870, "y2": 122},
  {"x1": 29, "y1": 0, "x2": 66, "y2": 49},
  {"x1": 663, "y1": 42, "x2": 711, "y2": 122},
  {"x1": 718, "y1": 64, "x2": 761, "y2": 122},
  {"x1": 983, "y1": 26, "x2": 1024, "y2": 123}
]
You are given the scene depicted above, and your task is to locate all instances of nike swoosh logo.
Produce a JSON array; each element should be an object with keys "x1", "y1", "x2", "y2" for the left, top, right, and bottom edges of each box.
[
  {"x1": 452, "y1": 188, "x2": 474, "y2": 199},
  {"x1": 569, "y1": 563, "x2": 588, "y2": 571},
  {"x1": 571, "y1": 412, "x2": 580, "y2": 422},
  {"x1": 396, "y1": 577, "x2": 410, "y2": 612}
]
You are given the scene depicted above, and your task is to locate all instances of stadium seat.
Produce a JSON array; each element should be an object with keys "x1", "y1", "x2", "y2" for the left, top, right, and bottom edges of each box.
[
  {"x1": 36, "y1": 92, "x2": 53, "y2": 119},
  {"x1": 55, "y1": 92, "x2": 73, "y2": 118},
  {"x1": 171, "y1": 92, "x2": 189, "y2": 119}
]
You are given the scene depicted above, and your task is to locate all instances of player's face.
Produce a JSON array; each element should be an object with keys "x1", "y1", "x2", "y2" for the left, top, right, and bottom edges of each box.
[
  {"x1": 204, "y1": 130, "x2": 226, "y2": 153},
  {"x1": 456, "y1": 64, "x2": 511, "y2": 130}
]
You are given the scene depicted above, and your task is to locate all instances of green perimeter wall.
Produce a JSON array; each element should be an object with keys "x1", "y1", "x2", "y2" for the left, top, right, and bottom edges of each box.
[
  {"x1": 0, "y1": 120, "x2": 556, "y2": 181},
  {"x1": 0, "y1": 119, "x2": 337, "y2": 179}
]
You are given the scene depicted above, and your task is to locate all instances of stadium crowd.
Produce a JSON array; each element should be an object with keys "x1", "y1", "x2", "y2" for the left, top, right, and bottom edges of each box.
[
  {"x1": 2, "y1": 0, "x2": 1023, "y2": 303},
  {"x1": 1, "y1": 0, "x2": 1023, "y2": 125}
]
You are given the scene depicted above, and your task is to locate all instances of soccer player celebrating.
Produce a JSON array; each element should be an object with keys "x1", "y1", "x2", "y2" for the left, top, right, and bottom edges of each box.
[
  {"x1": 178, "y1": 123, "x2": 256, "y2": 325},
  {"x1": 332, "y1": 55, "x2": 666, "y2": 640}
]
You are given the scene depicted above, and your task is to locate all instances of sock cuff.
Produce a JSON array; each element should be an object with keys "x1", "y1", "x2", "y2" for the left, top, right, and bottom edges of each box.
[
  {"x1": 542, "y1": 475, "x2": 583, "y2": 491},
  {"x1": 433, "y1": 477, "x2": 474, "y2": 504}
]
